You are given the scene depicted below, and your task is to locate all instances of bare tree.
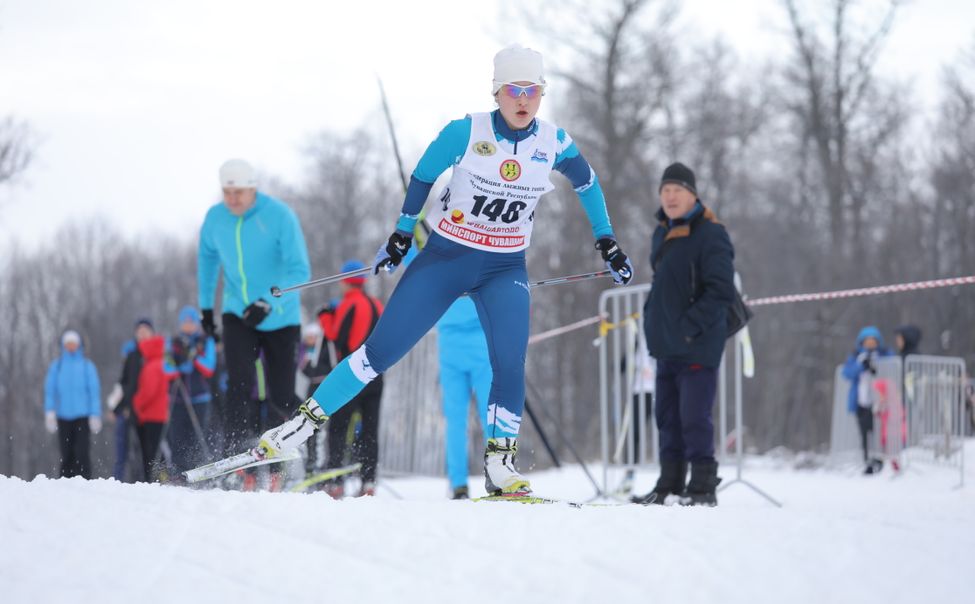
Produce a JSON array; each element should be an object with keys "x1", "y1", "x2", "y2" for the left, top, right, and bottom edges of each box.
[
  {"x1": 0, "y1": 117, "x2": 34, "y2": 190},
  {"x1": 781, "y1": 0, "x2": 900, "y2": 258}
]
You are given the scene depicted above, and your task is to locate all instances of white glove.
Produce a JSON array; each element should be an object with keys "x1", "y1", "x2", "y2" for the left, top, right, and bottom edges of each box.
[
  {"x1": 89, "y1": 416, "x2": 102, "y2": 435},
  {"x1": 106, "y1": 383, "x2": 123, "y2": 411},
  {"x1": 257, "y1": 398, "x2": 327, "y2": 459},
  {"x1": 45, "y1": 411, "x2": 57, "y2": 434}
]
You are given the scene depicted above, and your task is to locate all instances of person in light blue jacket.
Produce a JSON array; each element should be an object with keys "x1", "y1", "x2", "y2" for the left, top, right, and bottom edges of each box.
[
  {"x1": 437, "y1": 297, "x2": 492, "y2": 499},
  {"x1": 197, "y1": 158, "x2": 311, "y2": 463},
  {"x1": 44, "y1": 330, "x2": 101, "y2": 478}
]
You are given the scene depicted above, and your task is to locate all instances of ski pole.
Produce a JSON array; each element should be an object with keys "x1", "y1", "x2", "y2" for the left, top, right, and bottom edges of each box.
[
  {"x1": 270, "y1": 266, "x2": 373, "y2": 297},
  {"x1": 529, "y1": 269, "x2": 612, "y2": 289},
  {"x1": 272, "y1": 267, "x2": 612, "y2": 298}
]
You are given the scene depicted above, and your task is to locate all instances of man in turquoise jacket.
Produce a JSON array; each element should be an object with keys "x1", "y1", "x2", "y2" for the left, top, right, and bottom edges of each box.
[
  {"x1": 44, "y1": 330, "x2": 101, "y2": 479},
  {"x1": 197, "y1": 159, "x2": 311, "y2": 469}
]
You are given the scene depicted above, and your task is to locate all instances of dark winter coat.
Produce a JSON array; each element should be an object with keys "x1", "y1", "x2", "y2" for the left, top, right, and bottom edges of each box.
[
  {"x1": 118, "y1": 341, "x2": 143, "y2": 415},
  {"x1": 643, "y1": 203, "x2": 735, "y2": 368},
  {"x1": 894, "y1": 325, "x2": 922, "y2": 357},
  {"x1": 132, "y1": 336, "x2": 177, "y2": 425}
]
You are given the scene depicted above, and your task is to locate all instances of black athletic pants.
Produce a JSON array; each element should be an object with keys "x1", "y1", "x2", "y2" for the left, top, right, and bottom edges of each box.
[
  {"x1": 57, "y1": 418, "x2": 91, "y2": 479},
  {"x1": 326, "y1": 380, "x2": 383, "y2": 483},
  {"x1": 136, "y1": 422, "x2": 165, "y2": 482},
  {"x1": 221, "y1": 314, "x2": 300, "y2": 457},
  {"x1": 856, "y1": 406, "x2": 874, "y2": 462}
]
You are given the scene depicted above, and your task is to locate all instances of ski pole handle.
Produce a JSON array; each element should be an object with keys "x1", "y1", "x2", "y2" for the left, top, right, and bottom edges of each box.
[{"x1": 270, "y1": 266, "x2": 373, "y2": 297}]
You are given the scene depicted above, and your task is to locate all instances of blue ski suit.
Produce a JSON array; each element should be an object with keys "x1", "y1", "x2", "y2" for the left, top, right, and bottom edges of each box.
[{"x1": 310, "y1": 110, "x2": 615, "y2": 441}]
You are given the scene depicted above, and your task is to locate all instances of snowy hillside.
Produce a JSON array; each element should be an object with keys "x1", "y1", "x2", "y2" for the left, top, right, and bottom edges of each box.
[{"x1": 2, "y1": 445, "x2": 973, "y2": 604}]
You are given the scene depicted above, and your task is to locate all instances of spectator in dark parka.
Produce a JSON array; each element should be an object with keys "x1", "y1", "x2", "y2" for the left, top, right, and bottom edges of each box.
[
  {"x1": 632, "y1": 162, "x2": 735, "y2": 507},
  {"x1": 44, "y1": 330, "x2": 102, "y2": 479},
  {"x1": 894, "y1": 325, "x2": 921, "y2": 358}
]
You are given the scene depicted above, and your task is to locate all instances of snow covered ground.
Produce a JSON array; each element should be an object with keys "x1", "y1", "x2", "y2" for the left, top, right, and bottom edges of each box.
[{"x1": 2, "y1": 444, "x2": 973, "y2": 604}]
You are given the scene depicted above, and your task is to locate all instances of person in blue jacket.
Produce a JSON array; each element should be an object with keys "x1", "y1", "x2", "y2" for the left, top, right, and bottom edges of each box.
[
  {"x1": 842, "y1": 326, "x2": 893, "y2": 474},
  {"x1": 44, "y1": 330, "x2": 101, "y2": 479},
  {"x1": 256, "y1": 44, "x2": 633, "y2": 496},
  {"x1": 438, "y1": 298, "x2": 492, "y2": 500},
  {"x1": 197, "y1": 159, "x2": 311, "y2": 462},
  {"x1": 167, "y1": 305, "x2": 217, "y2": 474}
]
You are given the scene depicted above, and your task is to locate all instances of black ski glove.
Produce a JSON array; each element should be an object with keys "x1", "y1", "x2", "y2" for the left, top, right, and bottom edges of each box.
[
  {"x1": 242, "y1": 299, "x2": 272, "y2": 328},
  {"x1": 595, "y1": 238, "x2": 633, "y2": 285},
  {"x1": 373, "y1": 231, "x2": 413, "y2": 274}
]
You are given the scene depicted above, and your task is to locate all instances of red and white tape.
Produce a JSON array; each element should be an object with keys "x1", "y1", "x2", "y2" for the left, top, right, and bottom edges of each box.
[{"x1": 747, "y1": 275, "x2": 975, "y2": 307}]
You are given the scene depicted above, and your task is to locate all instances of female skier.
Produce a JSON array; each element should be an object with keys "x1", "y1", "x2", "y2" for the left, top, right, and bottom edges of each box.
[{"x1": 257, "y1": 44, "x2": 633, "y2": 495}]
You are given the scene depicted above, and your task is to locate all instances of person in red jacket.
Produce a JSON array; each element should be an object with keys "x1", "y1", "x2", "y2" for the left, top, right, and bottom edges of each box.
[
  {"x1": 132, "y1": 334, "x2": 177, "y2": 482},
  {"x1": 317, "y1": 260, "x2": 384, "y2": 497}
]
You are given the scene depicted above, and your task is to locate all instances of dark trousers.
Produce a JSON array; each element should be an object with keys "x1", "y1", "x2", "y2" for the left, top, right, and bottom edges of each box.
[
  {"x1": 168, "y1": 400, "x2": 209, "y2": 473},
  {"x1": 856, "y1": 406, "x2": 874, "y2": 462},
  {"x1": 655, "y1": 359, "x2": 718, "y2": 463},
  {"x1": 136, "y1": 422, "x2": 165, "y2": 482},
  {"x1": 222, "y1": 314, "x2": 300, "y2": 456},
  {"x1": 112, "y1": 410, "x2": 130, "y2": 481},
  {"x1": 326, "y1": 382, "x2": 383, "y2": 483},
  {"x1": 57, "y1": 418, "x2": 91, "y2": 479}
]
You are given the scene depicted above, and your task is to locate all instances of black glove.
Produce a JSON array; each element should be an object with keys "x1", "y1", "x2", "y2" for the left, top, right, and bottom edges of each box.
[
  {"x1": 170, "y1": 336, "x2": 188, "y2": 366},
  {"x1": 242, "y1": 299, "x2": 272, "y2": 328},
  {"x1": 595, "y1": 238, "x2": 633, "y2": 285},
  {"x1": 373, "y1": 231, "x2": 413, "y2": 274},
  {"x1": 201, "y1": 309, "x2": 219, "y2": 340},
  {"x1": 858, "y1": 351, "x2": 877, "y2": 375}
]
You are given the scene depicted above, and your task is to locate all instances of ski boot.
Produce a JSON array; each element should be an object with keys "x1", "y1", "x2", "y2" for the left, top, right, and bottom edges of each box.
[
  {"x1": 451, "y1": 485, "x2": 470, "y2": 500},
  {"x1": 358, "y1": 482, "x2": 376, "y2": 497},
  {"x1": 322, "y1": 481, "x2": 344, "y2": 499},
  {"x1": 631, "y1": 460, "x2": 687, "y2": 505},
  {"x1": 679, "y1": 460, "x2": 721, "y2": 507},
  {"x1": 484, "y1": 438, "x2": 531, "y2": 496},
  {"x1": 257, "y1": 398, "x2": 328, "y2": 459}
]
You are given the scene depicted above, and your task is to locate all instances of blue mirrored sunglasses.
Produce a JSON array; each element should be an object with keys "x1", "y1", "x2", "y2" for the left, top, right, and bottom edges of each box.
[{"x1": 500, "y1": 83, "x2": 544, "y2": 99}]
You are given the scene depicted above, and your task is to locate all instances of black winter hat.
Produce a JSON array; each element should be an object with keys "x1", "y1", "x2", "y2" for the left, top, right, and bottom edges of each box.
[
  {"x1": 659, "y1": 162, "x2": 697, "y2": 196},
  {"x1": 134, "y1": 317, "x2": 154, "y2": 331}
]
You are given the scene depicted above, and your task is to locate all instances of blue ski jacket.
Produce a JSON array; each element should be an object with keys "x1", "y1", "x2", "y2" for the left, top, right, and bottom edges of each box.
[
  {"x1": 198, "y1": 192, "x2": 311, "y2": 331},
  {"x1": 44, "y1": 343, "x2": 101, "y2": 420}
]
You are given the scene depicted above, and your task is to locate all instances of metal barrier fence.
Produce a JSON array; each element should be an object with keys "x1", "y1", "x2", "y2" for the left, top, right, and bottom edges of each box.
[
  {"x1": 377, "y1": 331, "x2": 446, "y2": 477},
  {"x1": 597, "y1": 281, "x2": 764, "y2": 501},
  {"x1": 830, "y1": 354, "x2": 966, "y2": 486},
  {"x1": 598, "y1": 283, "x2": 657, "y2": 493},
  {"x1": 904, "y1": 355, "x2": 966, "y2": 484}
]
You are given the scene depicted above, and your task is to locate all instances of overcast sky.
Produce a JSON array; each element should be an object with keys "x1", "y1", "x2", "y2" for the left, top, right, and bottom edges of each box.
[{"x1": 1, "y1": 0, "x2": 972, "y2": 249}]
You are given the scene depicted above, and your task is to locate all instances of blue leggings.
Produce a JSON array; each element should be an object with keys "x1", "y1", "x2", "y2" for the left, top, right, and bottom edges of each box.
[
  {"x1": 311, "y1": 234, "x2": 530, "y2": 439},
  {"x1": 439, "y1": 328, "x2": 492, "y2": 488}
]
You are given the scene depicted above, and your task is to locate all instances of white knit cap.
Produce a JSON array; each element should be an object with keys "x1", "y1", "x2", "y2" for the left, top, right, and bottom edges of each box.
[
  {"x1": 62, "y1": 330, "x2": 81, "y2": 346},
  {"x1": 302, "y1": 322, "x2": 322, "y2": 338},
  {"x1": 219, "y1": 159, "x2": 257, "y2": 189},
  {"x1": 492, "y1": 44, "x2": 546, "y2": 94}
]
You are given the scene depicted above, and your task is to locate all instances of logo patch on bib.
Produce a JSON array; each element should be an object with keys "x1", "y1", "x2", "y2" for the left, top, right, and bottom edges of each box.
[
  {"x1": 473, "y1": 141, "x2": 496, "y2": 156},
  {"x1": 500, "y1": 159, "x2": 521, "y2": 182},
  {"x1": 450, "y1": 209, "x2": 465, "y2": 224},
  {"x1": 530, "y1": 149, "x2": 549, "y2": 163}
]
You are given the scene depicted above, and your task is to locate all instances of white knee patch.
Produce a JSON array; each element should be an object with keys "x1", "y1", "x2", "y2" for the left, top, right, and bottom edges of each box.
[
  {"x1": 349, "y1": 346, "x2": 379, "y2": 384},
  {"x1": 487, "y1": 403, "x2": 522, "y2": 436}
]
